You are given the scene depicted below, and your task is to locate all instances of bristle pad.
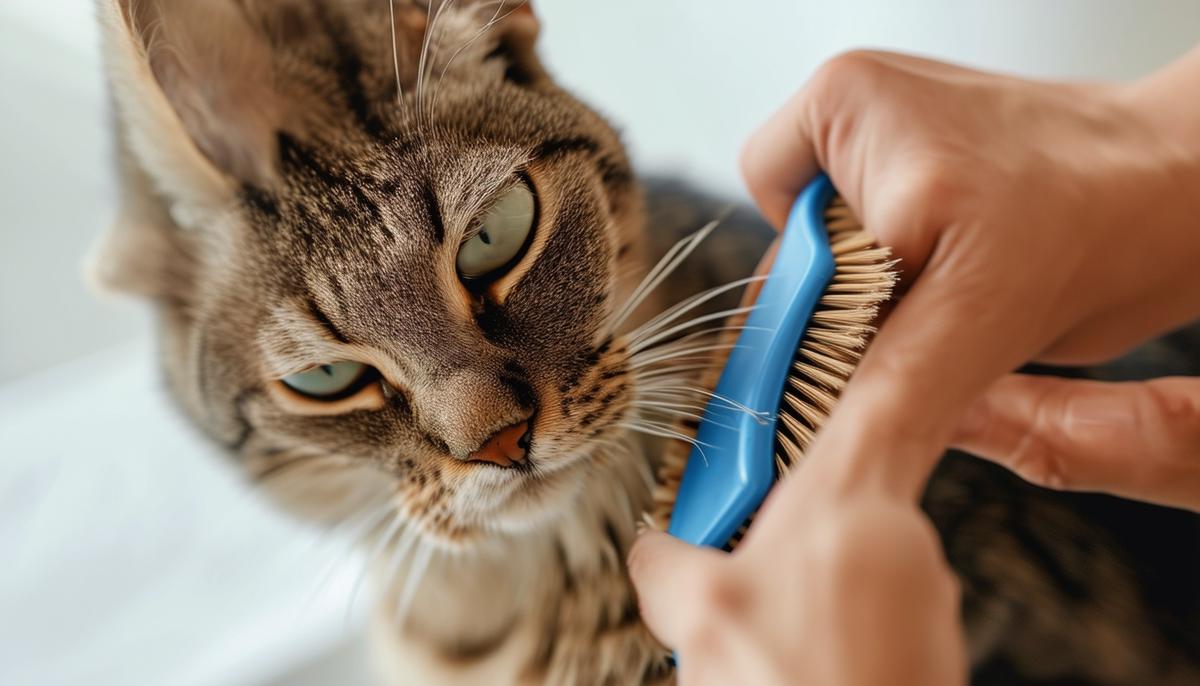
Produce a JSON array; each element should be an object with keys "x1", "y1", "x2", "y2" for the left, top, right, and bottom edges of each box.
[{"x1": 650, "y1": 196, "x2": 897, "y2": 539}]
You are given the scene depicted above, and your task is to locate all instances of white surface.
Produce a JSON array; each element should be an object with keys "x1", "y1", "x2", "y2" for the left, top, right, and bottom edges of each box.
[
  {"x1": 538, "y1": 0, "x2": 1200, "y2": 198},
  {"x1": 0, "y1": 342, "x2": 374, "y2": 686},
  {"x1": 2, "y1": 1, "x2": 1197, "y2": 685},
  {"x1": 0, "y1": 1, "x2": 143, "y2": 383}
]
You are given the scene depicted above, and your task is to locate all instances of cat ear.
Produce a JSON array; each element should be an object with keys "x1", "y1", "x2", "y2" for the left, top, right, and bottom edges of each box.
[
  {"x1": 490, "y1": 2, "x2": 547, "y2": 86},
  {"x1": 85, "y1": 155, "x2": 199, "y2": 301},
  {"x1": 93, "y1": 0, "x2": 283, "y2": 299},
  {"x1": 99, "y1": 0, "x2": 284, "y2": 212}
]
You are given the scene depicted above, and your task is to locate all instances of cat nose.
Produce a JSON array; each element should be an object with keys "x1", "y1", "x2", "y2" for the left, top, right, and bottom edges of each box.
[{"x1": 466, "y1": 419, "x2": 531, "y2": 468}]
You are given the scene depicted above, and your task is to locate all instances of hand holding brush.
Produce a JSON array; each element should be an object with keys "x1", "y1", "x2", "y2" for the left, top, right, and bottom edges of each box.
[{"x1": 631, "y1": 47, "x2": 1200, "y2": 686}]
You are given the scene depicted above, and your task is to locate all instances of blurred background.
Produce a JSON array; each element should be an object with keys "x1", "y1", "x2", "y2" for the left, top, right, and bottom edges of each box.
[{"x1": 2, "y1": 1, "x2": 1197, "y2": 684}]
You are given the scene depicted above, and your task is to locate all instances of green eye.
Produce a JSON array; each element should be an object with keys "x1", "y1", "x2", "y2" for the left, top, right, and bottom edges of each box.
[
  {"x1": 281, "y1": 361, "x2": 372, "y2": 400},
  {"x1": 456, "y1": 183, "x2": 536, "y2": 279}
]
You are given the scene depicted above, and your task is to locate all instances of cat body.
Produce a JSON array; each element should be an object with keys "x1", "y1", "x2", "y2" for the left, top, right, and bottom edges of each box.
[{"x1": 94, "y1": 2, "x2": 1198, "y2": 684}]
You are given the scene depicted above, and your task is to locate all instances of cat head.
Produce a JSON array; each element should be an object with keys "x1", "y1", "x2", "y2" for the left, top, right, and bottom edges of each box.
[{"x1": 95, "y1": 0, "x2": 659, "y2": 546}]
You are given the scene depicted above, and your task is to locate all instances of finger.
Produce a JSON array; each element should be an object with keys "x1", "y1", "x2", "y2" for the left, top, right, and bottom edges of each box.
[
  {"x1": 627, "y1": 530, "x2": 731, "y2": 648},
  {"x1": 955, "y1": 374, "x2": 1200, "y2": 512},
  {"x1": 848, "y1": 48, "x2": 994, "y2": 82},
  {"x1": 739, "y1": 87, "x2": 821, "y2": 230},
  {"x1": 739, "y1": 51, "x2": 931, "y2": 233},
  {"x1": 740, "y1": 53, "x2": 943, "y2": 279},
  {"x1": 782, "y1": 250, "x2": 1046, "y2": 504}
]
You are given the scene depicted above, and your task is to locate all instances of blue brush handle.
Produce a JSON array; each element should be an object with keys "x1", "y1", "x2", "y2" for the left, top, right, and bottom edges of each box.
[{"x1": 666, "y1": 174, "x2": 837, "y2": 547}]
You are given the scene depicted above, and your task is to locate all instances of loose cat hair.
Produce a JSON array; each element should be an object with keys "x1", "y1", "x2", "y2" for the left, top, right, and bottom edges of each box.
[{"x1": 95, "y1": 1, "x2": 1200, "y2": 684}]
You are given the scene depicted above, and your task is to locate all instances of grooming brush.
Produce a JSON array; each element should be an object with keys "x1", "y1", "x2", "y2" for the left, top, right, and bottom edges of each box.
[{"x1": 651, "y1": 174, "x2": 897, "y2": 548}]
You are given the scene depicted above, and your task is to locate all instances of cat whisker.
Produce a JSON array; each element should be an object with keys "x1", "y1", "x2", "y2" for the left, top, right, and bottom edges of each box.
[
  {"x1": 416, "y1": 0, "x2": 455, "y2": 133},
  {"x1": 250, "y1": 451, "x2": 337, "y2": 483},
  {"x1": 637, "y1": 382, "x2": 728, "y2": 397},
  {"x1": 634, "y1": 406, "x2": 705, "y2": 422},
  {"x1": 615, "y1": 420, "x2": 714, "y2": 448},
  {"x1": 302, "y1": 502, "x2": 397, "y2": 613},
  {"x1": 609, "y1": 212, "x2": 728, "y2": 333},
  {"x1": 430, "y1": 0, "x2": 514, "y2": 116},
  {"x1": 630, "y1": 324, "x2": 768, "y2": 365},
  {"x1": 345, "y1": 511, "x2": 409, "y2": 626},
  {"x1": 636, "y1": 386, "x2": 719, "y2": 400},
  {"x1": 628, "y1": 323, "x2": 755, "y2": 363},
  {"x1": 616, "y1": 421, "x2": 712, "y2": 467},
  {"x1": 379, "y1": 519, "x2": 419, "y2": 574},
  {"x1": 629, "y1": 305, "x2": 758, "y2": 354},
  {"x1": 630, "y1": 355, "x2": 729, "y2": 375},
  {"x1": 630, "y1": 362, "x2": 726, "y2": 383},
  {"x1": 631, "y1": 397, "x2": 710, "y2": 411},
  {"x1": 610, "y1": 221, "x2": 716, "y2": 331},
  {"x1": 626, "y1": 274, "x2": 765, "y2": 345},
  {"x1": 379, "y1": 522, "x2": 422, "y2": 612},
  {"x1": 394, "y1": 541, "x2": 436, "y2": 624},
  {"x1": 632, "y1": 404, "x2": 740, "y2": 432},
  {"x1": 635, "y1": 384, "x2": 773, "y2": 424},
  {"x1": 388, "y1": 0, "x2": 404, "y2": 107},
  {"x1": 583, "y1": 428, "x2": 659, "y2": 494},
  {"x1": 632, "y1": 324, "x2": 733, "y2": 349},
  {"x1": 627, "y1": 342, "x2": 741, "y2": 370}
]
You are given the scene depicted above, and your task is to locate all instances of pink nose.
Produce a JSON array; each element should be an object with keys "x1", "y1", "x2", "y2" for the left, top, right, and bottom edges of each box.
[{"x1": 466, "y1": 420, "x2": 531, "y2": 467}]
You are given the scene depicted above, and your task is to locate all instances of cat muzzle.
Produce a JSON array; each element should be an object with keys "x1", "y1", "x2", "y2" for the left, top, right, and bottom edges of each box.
[{"x1": 466, "y1": 419, "x2": 532, "y2": 468}]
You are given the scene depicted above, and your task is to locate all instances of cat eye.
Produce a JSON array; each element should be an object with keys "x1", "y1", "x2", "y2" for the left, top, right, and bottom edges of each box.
[
  {"x1": 280, "y1": 361, "x2": 376, "y2": 400},
  {"x1": 456, "y1": 183, "x2": 536, "y2": 280}
]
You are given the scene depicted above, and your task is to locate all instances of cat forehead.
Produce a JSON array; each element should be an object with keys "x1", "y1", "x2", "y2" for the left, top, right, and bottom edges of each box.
[{"x1": 245, "y1": 133, "x2": 530, "y2": 254}]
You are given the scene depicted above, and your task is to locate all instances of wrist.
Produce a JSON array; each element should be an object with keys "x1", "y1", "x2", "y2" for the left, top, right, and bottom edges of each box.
[
  {"x1": 1122, "y1": 45, "x2": 1200, "y2": 159},
  {"x1": 1105, "y1": 64, "x2": 1200, "y2": 324}
]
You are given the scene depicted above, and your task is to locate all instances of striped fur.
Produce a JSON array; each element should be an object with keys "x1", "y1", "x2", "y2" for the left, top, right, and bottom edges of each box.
[{"x1": 94, "y1": 2, "x2": 1199, "y2": 684}]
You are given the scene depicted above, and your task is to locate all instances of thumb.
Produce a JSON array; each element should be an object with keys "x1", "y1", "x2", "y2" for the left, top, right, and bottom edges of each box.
[
  {"x1": 627, "y1": 530, "x2": 731, "y2": 649},
  {"x1": 955, "y1": 374, "x2": 1200, "y2": 512}
]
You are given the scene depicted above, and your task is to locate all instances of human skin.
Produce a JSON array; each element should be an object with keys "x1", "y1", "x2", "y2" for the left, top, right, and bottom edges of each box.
[{"x1": 629, "y1": 47, "x2": 1200, "y2": 686}]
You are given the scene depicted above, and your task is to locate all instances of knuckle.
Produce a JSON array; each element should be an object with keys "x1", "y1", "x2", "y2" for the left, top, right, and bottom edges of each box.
[
  {"x1": 1147, "y1": 379, "x2": 1200, "y2": 429},
  {"x1": 690, "y1": 564, "x2": 746, "y2": 622},
  {"x1": 1007, "y1": 432, "x2": 1069, "y2": 491},
  {"x1": 737, "y1": 135, "x2": 766, "y2": 189},
  {"x1": 866, "y1": 160, "x2": 963, "y2": 254},
  {"x1": 1001, "y1": 378, "x2": 1072, "y2": 490},
  {"x1": 802, "y1": 51, "x2": 894, "y2": 127},
  {"x1": 812, "y1": 50, "x2": 892, "y2": 93},
  {"x1": 899, "y1": 159, "x2": 960, "y2": 212},
  {"x1": 1145, "y1": 379, "x2": 1200, "y2": 456}
]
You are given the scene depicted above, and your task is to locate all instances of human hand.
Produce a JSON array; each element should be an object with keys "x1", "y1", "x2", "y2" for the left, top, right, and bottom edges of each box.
[
  {"x1": 736, "y1": 50, "x2": 1200, "y2": 499},
  {"x1": 630, "y1": 482, "x2": 966, "y2": 686},
  {"x1": 631, "y1": 48, "x2": 1200, "y2": 685},
  {"x1": 957, "y1": 374, "x2": 1200, "y2": 512},
  {"x1": 738, "y1": 49, "x2": 1200, "y2": 509}
]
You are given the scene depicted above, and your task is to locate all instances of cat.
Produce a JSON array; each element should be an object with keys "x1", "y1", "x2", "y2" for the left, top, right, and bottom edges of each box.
[{"x1": 93, "y1": 1, "x2": 1199, "y2": 684}]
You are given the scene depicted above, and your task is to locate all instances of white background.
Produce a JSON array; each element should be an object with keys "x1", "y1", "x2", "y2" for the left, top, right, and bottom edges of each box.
[{"x1": 1, "y1": 1, "x2": 1197, "y2": 684}]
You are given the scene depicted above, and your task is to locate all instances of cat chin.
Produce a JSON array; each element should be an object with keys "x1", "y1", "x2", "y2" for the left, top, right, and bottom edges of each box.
[
  {"x1": 487, "y1": 463, "x2": 588, "y2": 535},
  {"x1": 403, "y1": 461, "x2": 587, "y2": 552}
]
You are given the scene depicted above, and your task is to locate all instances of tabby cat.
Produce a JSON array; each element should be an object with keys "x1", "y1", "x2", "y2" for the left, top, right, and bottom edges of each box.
[{"x1": 93, "y1": 1, "x2": 1199, "y2": 684}]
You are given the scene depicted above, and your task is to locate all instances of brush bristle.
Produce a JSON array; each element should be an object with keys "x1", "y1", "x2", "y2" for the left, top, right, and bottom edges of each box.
[{"x1": 648, "y1": 196, "x2": 897, "y2": 535}]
